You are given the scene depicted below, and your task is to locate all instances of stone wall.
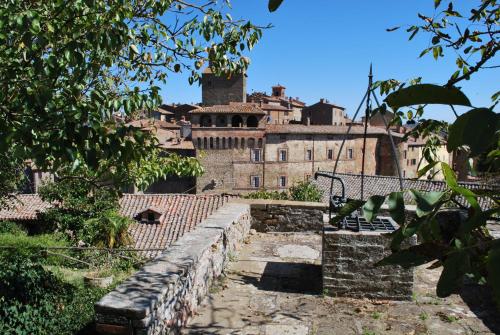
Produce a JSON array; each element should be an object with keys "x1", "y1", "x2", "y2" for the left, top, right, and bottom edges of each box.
[
  {"x1": 95, "y1": 203, "x2": 251, "y2": 335},
  {"x1": 238, "y1": 199, "x2": 327, "y2": 232},
  {"x1": 323, "y1": 226, "x2": 416, "y2": 300}
]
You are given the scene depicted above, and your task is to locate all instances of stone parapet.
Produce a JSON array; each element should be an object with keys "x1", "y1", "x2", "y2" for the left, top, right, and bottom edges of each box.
[
  {"x1": 95, "y1": 203, "x2": 251, "y2": 335},
  {"x1": 236, "y1": 199, "x2": 327, "y2": 232},
  {"x1": 323, "y1": 224, "x2": 416, "y2": 300}
]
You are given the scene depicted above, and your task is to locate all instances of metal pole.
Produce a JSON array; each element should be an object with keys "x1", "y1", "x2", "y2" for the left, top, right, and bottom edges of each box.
[
  {"x1": 371, "y1": 91, "x2": 404, "y2": 191},
  {"x1": 360, "y1": 65, "x2": 373, "y2": 201}
]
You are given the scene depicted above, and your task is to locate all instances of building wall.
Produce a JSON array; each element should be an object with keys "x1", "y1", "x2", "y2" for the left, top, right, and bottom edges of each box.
[
  {"x1": 201, "y1": 72, "x2": 247, "y2": 106},
  {"x1": 302, "y1": 103, "x2": 347, "y2": 126}
]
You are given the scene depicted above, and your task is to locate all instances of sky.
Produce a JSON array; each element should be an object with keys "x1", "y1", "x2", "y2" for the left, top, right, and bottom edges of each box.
[{"x1": 160, "y1": 0, "x2": 498, "y2": 122}]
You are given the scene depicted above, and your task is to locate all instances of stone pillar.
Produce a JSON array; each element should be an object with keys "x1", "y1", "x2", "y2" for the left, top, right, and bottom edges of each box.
[{"x1": 322, "y1": 225, "x2": 415, "y2": 300}]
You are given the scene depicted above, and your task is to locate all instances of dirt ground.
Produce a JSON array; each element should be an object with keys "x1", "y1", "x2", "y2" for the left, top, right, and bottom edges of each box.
[{"x1": 183, "y1": 232, "x2": 500, "y2": 335}]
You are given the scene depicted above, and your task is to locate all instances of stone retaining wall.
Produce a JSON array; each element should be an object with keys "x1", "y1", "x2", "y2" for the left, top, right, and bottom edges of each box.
[
  {"x1": 95, "y1": 203, "x2": 251, "y2": 335},
  {"x1": 323, "y1": 224, "x2": 416, "y2": 300},
  {"x1": 237, "y1": 199, "x2": 327, "y2": 232}
]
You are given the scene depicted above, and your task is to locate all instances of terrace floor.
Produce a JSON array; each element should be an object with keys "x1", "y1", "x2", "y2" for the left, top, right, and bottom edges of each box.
[{"x1": 183, "y1": 232, "x2": 500, "y2": 335}]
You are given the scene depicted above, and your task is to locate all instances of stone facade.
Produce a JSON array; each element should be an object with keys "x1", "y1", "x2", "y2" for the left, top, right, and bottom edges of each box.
[
  {"x1": 323, "y1": 226, "x2": 416, "y2": 300},
  {"x1": 302, "y1": 99, "x2": 349, "y2": 126},
  {"x1": 95, "y1": 203, "x2": 251, "y2": 335},
  {"x1": 201, "y1": 69, "x2": 246, "y2": 106},
  {"x1": 239, "y1": 199, "x2": 328, "y2": 232}
]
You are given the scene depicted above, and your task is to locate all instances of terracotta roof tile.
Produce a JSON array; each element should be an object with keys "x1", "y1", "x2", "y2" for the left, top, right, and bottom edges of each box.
[
  {"x1": 265, "y1": 124, "x2": 404, "y2": 136},
  {"x1": 0, "y1": 194, "x2": 235, "y2": 259},
  {"x1": 313, "y1": 172, "x2": 498, "y2": 211},
  {"x1": 191, "y1": 104, "x2": 265, "y2": 115}
]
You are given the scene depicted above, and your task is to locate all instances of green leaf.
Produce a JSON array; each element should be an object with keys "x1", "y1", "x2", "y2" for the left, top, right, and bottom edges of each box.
[
  {"x1": 436, "y1": 251, "x2": 470, "y2": 297},
  {"x1": 417, "y1": 161, "x2": 439, "y2": 178},
  {"x1": 441, "y1": 162, "x2": 458, "y2": 189},
  {"x1": 268, "y1": 0, "x2": 284, "y2": 12},
  {"x1": 447, "y1": 108, "x2": 499, "y2": 156},
  {"x1": 385, "y1": 84, "x2": 471, "y2": 111},
  {"x1": 410, "y1": 190, "x2": 444, "y2": 217},
  {"x1": 434, "y1": 0, "x2": 442, "y2": 8},
  {"x1": 376, "y1": 243, "x2": 441, "y2": 268},
  {"x1": 388, "y1": 192, "x2": 405, "y2": 225},
  {"x1": 362, "y1": 195, "x2": 385, "y2": 223},
  {"x1": 487, "y1": 245, "x2": 500, "y2": 310},
  {"x1": 330, "y1": 200, "x2": 365, "y2": 226}
]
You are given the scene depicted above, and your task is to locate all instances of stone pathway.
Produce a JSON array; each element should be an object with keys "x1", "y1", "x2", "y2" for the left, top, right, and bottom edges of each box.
[{"x1": 183, "y1": 232, "x2": 500, "y2": 335}]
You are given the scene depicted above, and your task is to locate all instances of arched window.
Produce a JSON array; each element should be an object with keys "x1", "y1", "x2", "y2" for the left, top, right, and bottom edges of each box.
[
  {"x1": 200, "y1": 115, "x2": 212, "y2": 127},
  {"x1": 215, "y1": 137, "x2": 220, "y2": 149},
  {"x1": 231, "y1": 115, "x2": 243, "y2": 128},
  {"x1": 197, "y1": 138, "x2": 202, "y2": 149},
  {"x1": 234, "y1": 137, "x2": 239, "y2": 148},
  {"x1": 228, "y1": 137, "x2": 232, "y2": 149},
  {"x1": 248, "y1": 138, "x2": 255, "y2": 148},
  {"x1": 203, "y1": 137, "x2": 208, "y2": 149},
  {"x1": 241, "y1": 138, "x2": 245, "y2": 149},
  {"x1": 246, "y1": 115, "x2": 258, "y2": 128},
  {"x1": 210, "y1": 137, "x2": 214, "y2": 149},
  {"x1": 216, "y1": 115, "x2": 227, "y2": 127},
  {"x1": 258, "y1": 138, "x2": 263, "y2": 148},
  {"x1": 222, "y1": 137, "x2": 226, "y2": 149}
]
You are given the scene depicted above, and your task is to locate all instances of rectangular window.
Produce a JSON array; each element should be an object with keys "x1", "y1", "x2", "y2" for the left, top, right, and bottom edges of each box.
[
  {"x1": 278, "y1": 176, "x2": 287, "y2": 188},
  {"x1": 347, "y1": 148, "x2": 353, "y2": 160},
  {"x1": 327, "y1": 149, "x2": 334, "y2": 160},
  {"x1": 251, "y1": 149, "x2": 262, "y2": 162},
  {"x1": 305, "y1": 149, "x2": 313, "y2": 161},
  {"x1": 250, "y1": 176, "x2": 260, "y2": 188},
  {"x1": 403, "y1": 150, "x2": 407, "y2": 159},
  {"x1": 411, "y1": 159, "x2": 417, "y2": 166},
  {"x1": 279, "y1": 149, "x2": 288, "y2": 162},
  {"x1": 284, "y1": 111, "x2": 289, "y2": 116}
]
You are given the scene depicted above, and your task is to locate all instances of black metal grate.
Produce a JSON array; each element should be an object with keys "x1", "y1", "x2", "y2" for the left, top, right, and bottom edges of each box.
[{"x1": 339, "y1": 215, "x2": 396, "y2": 232}]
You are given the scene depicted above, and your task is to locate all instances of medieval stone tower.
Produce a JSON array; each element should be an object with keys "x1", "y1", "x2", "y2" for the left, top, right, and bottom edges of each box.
[{"x1": 201, "y1": 68, "x2": 247, "y2": 106}]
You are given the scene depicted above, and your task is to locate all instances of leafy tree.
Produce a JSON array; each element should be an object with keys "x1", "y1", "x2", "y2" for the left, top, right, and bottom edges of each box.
[
  {"x1": 0, "y1": 0, "x2": 265, "y2": 196},
  {"x1": 334, "y1": 0, "x2": 500, "y2": 308}
]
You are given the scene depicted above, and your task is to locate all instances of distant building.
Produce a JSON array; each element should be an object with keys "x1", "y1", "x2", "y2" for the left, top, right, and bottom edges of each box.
[
  {"x1": 302, "y1": 99, "x2": 349, "y2": 126},
  {"x1": 247, "y1": 84, "x2": 306, "y2": 123}
]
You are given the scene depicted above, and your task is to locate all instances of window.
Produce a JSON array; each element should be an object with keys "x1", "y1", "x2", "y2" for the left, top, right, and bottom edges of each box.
[
  {"x1": 410, "y1": 159, "x2": 417, "y2": 166},
  {"x1": 278, "y1": 176, "x2": 287, "y2": 188},
  {"x1": 403, "y1": 170, "x2": 406, "y2": 178},
  {"x1": 327, "y1": 149, "x2": 334, "y2": 160},
  {"x1": 305, "y1": 174, "x2": 312, "y2": 181},
  {"x1": 305, "y1": 149, "x2": 313, "y2": 161},
  {"x1": 147, "y1": 212, "x2": 155, "y2": 223},
  {"x1": 251, "y1": 149, "x2": 262, "y2": 162},
  {"x1": 403, "y1": 150, "x2": 407, "y2": 159},
  {"x1": 250, "y1": 176, "x2": 260, "y2": 188},
  {"x1": 347, "y1": 148, "x2": 353, "y2": 159},
  {"x1": 279, "y1": 149, "x2": 288, "y2": 162},
  {"x1": 284, "y1": 111, "x2": 289, "y2": 116}
]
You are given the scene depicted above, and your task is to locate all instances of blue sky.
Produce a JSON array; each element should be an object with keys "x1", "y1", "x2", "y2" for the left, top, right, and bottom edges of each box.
[{"x1": 161, "y1": 0, "x2": 498, "y2": 122}]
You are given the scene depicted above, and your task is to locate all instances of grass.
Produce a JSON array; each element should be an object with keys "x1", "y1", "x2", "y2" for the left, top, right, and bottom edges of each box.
[
  {"x1": 419, "y1": 312, "x2": 429, "y2": 321},
  {"x1": 371, "y1": 311, "x2": 382, "y2": 320}
]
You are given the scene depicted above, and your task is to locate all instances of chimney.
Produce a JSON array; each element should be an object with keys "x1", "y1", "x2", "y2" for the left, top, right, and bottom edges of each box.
[{"x1": 320, "y1": 98, "x2": 325, "y2": 103}]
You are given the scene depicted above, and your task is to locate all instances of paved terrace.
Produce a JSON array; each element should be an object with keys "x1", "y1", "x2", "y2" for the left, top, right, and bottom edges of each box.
[{"x1": 184, "y1": 231, "x2": 500, "y2": 335}]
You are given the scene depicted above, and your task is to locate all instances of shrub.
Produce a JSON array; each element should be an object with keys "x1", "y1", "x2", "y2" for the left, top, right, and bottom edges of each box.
[
  {"x1": 82, "y1": 210, "x2": 134, "y2": 248},
  {"x1": 0, "y1": 220, "x2": 27, "y2": 235},
  {"x1": 289, "y1": 181, "x2": 323, "y2": 202},
  {"x1": 0, "y1": 233, "x2": 69, "y2": 265},
  {"x1": 243, "y1": 181, "x2": 323, "y2": 202}
]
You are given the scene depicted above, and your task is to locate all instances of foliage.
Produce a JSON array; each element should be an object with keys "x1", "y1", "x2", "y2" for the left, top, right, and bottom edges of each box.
[
  {"x1": 0, "y1": 149, "x2": 26, "y2": 207},
  {"x1": 0, "y1": 220, "x2": 27, "y2": 235},
  {"x1": 244, "y1": 181, "x2": 323, "y2": 202},
  {"x1": 0, "y1": 0, "x2": 265, "y2": 200},
  {"x1": 0, "y1": 233, "x2": 69, "y2": 265},
  {"x1": 83, "y1": 210, "x2": 133, "y2": 248},
  {"x1": 0, "y1": 254, "x2": 109, "y2": 335},
  {"x1": 288, "y1": 181, "x2": 323, "y2": 202}
]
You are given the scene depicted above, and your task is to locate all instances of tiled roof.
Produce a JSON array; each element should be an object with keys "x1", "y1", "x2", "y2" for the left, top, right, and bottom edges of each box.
[
  {"x1": 260, "y1": 104, "x2": 292, "y2": 111},
  {"x1": 0, "y1": 194, "x2": 235, "y2": 259},
  {"x1": 0, "y1": 195, "x2": 52, "y2": 221},
  {"x1": 313, "y1": 172, "x2": 498, "y2": 211},
  {"x1": 265, "y1": 124, "x2": 404, "y2": 137},
  {"x1": 191, "y1": 104, "x2": 266, "y2": 115},
  {"x1": 304, "y1": 100, "x2": 345, "y2": 110}
]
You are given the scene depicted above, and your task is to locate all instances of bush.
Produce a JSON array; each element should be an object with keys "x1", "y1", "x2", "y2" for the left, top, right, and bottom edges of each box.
[
  {"x1": 0, "y1": 220, "x2": 27, "y2": 235},
  {"x1": 82, "y1": 210, "x2": 133, "y2": 248},
  {"x1": 0, "y1": 255, "x2": 110, "y2": 335},
  {"x1": 0, "y1": 233, "x2": 69, "y2": 265},
  {"x1": 289, "y1": 181, "x2": 323, "y2": 202},
  {"x1": 243, "y1": 181, "x2": 323, "y2": 203}
]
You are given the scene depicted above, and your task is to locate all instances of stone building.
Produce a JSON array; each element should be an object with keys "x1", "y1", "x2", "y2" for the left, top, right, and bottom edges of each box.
[
  {"x1": 247, "y1": 84, "x2": 306, "y2": 123},
  {"x1": 201, "y1": 68, "x2": 247, "y2": 106},
  {"x1": 302, "y1": 99, "x2": 350, "y2": 126}
]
